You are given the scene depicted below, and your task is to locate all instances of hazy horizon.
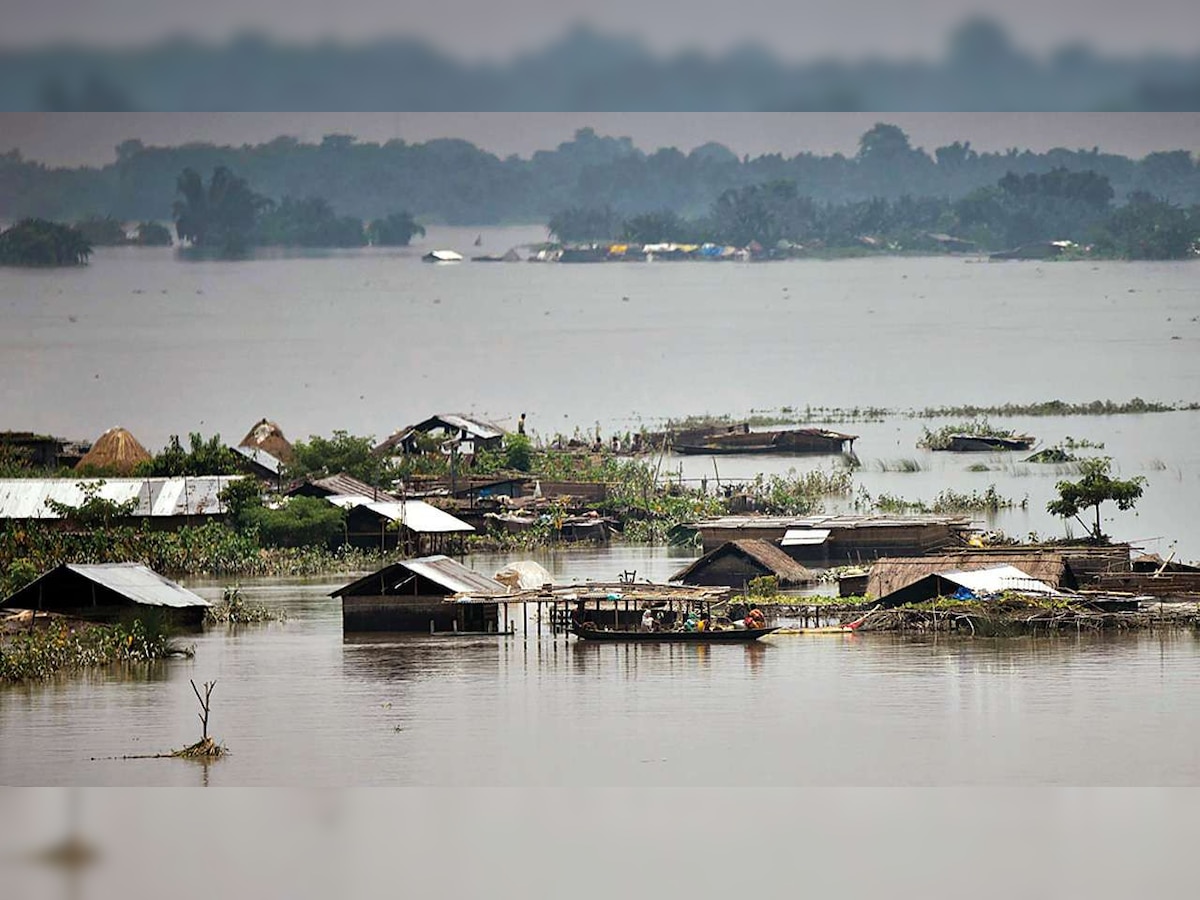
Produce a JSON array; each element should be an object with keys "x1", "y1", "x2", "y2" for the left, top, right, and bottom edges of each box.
[{"x1": 4, "y1": 113, "x2": 1199, "y2": 169}]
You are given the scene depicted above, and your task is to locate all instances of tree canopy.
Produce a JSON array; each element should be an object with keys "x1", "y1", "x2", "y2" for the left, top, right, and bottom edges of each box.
[
  {"x1": 1046, "y1": 457, "x2": 1146, "y2": 540},
  {"x1": 0, "y1": 218, "x2": 91, "y2": 266}
]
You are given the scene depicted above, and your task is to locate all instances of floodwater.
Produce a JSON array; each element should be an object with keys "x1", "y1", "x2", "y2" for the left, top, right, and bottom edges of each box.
[
  {"x1": 3, "y1": 227, "x2": 1200, "y2": 789},
  {"x1": 1, "y1": 227, "x2": 1198, "y2": 554},
  {"x1": 3, "y1": 573, "x2": 1200, "y2": 786}
]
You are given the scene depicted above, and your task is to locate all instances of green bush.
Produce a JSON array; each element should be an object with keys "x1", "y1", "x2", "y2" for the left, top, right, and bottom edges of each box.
[{"x1": 242, "y1": 496, "x2": 346, "y2": 548}]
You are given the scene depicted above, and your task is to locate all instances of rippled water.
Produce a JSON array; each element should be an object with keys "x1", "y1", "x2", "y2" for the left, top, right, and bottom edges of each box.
[
  {"x1": 4, "y1": 231, "x2": 1200, "y2": 788},
  {"x1": 3, "y1": 575, "x2": 1200, "y2": 786}
]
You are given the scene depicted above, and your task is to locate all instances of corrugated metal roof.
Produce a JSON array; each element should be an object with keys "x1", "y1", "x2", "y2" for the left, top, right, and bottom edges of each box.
[
  {"x1": 781, "y1": 528, "x2": 832, "y2": 546},
  {"x1": 941, "y1": 565, "x2": 1055, "y2": 596},
  {"x1": 404, "y1": 555, "x2": 505, "y2": 595},
  {"x1": 300, "y1": 473, "x2": 398, "y2": 501},
  {"x1": 0, "y1": 477, "x2": 242, "y2": 519},
  {"x1": 324, "y1": 495, "x2": 473, "y2": 533},
  {"x1": 231, "y1": 444, "x2": 284, "y2": 476},
  {"x1": 0, "y1": 563, "x2": 209, "y2": 610}
]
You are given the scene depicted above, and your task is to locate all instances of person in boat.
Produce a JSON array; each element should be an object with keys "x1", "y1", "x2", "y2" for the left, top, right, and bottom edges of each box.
[
  {"x1": 641, "y1": 608, "x2": 655, "y2": 632},
  {"x1": 744, "y1": 608, "x2": 766, "y2": 630}
]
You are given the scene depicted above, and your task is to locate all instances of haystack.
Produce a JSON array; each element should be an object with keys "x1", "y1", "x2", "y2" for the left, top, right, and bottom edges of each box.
[
  {"x1": 76, "y1": 427, "x2": 151, "y2": 474},
  {"x1": 239, "y1": 418, "x2": 294, "y2": 463}
]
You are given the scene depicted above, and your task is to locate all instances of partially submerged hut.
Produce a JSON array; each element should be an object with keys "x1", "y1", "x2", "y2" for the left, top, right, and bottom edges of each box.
[
  {"x1": 323, "y1": 495, "x2": 474, "y2": 554},
  {"x1": 333, "y1": 555, "x2": 507, "y2": 632},
  {"x1": 0, "y1": 476, "x2": 241, "y2": 530},
  {"x1": 0, "y1": 563, "x2": 209, "y2": 626},
  {"x1": 76, "y1": 427, "x2": 151, "y2": 474},
  {"x1": 671, "y1": 539, "x2": 815, "y2": 590},
  {"x1": 874, "y1": 564, "x2": 1056, "y2": 609},
  {"x1": 868, "y1": 552, "x2": 1076, "y2": 600}
]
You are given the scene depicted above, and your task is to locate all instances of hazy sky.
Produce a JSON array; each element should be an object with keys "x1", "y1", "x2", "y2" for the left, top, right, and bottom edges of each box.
[
  {"x1": 2, "y1": 1, "x2": 1199, "y2": 59},
  {"x1": 3, "y1": 113, "x2": 1199, "y2": 168}
]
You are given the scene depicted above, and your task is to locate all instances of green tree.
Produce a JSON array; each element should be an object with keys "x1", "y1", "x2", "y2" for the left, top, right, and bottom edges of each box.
[
  {"x1": 1046, "y1": 457, "x2": 1146, "y2": 540},
  {"x1": 44, "y1": 481, "x2": 139, "y2": 528},
  {"x1": 256, "y1": 196, "x2": 366, "y2": 247},
  {"x1": 1092, "y1": 192, "x2": 1196, "y2": 260},
  {"x1": 367, "y1": 211, "x2": 426, "y2": 246},
  {"x1": 173, "y1": 166, "x2": 269, "y2": 253},
  {"x1": 288, "y1": 431, "x2": 390, "y2": 486},
  {"x1": 134, "y1": 221, "x2": 172, "y2": 246},
  {"x1": 141, "y1": 433, "x2": 240, "y2": 477},
  {"x1": 547, "y1": 206, "x2": 619, "y2": 242},
  {"x1": 503, "y1": 435, "x2": 533, "y2": 472},
  {"x1": 75, "y1": 214, "x2": 129, "y2": 246},
  {"x1": 0, "y1": 219, "x2": 92, "y2": 266},
  {"x1": 240, "y1": 496, "x2": 346, "y2": 548}
]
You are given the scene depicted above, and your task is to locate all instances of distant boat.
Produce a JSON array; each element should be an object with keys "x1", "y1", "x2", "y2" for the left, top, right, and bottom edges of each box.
[{"x1": 422, "y1": 249, "x2": 464, "y2": 263}]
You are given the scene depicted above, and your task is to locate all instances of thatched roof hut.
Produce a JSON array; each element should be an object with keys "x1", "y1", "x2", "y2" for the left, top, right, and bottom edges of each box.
[
  {"x1": 867, "y1": 552, "x2": 1073, "y2": 600},
  {"x1": 239, "y1": 418, "x2": 293, "y2": 464},
  {"x1": 76, "y1": 427, "x2": 151, "y2": 474},
  {"x1": 672, "y1": 539, "x2": 815, "y2": 589}
]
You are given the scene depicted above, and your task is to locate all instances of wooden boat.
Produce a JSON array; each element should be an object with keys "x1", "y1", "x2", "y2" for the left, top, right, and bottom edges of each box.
[{"x1": 571, "y1": 623, "x2": 778, "y2": 642}]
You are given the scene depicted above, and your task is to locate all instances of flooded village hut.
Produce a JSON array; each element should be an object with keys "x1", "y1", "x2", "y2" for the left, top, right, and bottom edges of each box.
[
  {"x1": 76, "y1": 427, "x2": 151, "y2": 474},
  {"x1": 0, "y1": 476, "x2": 243, "y2": 530},
  {"x1": 684, "y1": 514, "x2": 977, "y2": 561},
  {"x1": 323, "y1": 494, "x2": 474, "y2": 554},
  {"x1": 867, "y1": 552, "x2": 1076, "y2": 600},
  {"x1": 1, "y1": 562, "x2": 209, "y2": 626},
  {"x1": 286, "y1": 473, "x2": 398, "y2": 502},
  {"x1": 333, "y1": 555, "x2": 507, "y2": 632},
  {"x1": 671, "y1": 539, "x2": 815, "y2": 590},
  {"x1": 374, "y1": 414, "x2": 506, "y2": 459},
  {"x1": 238, "y1": 418, "x2": 294, "y2": 464},
  {"x1": 873, "y1": 564, "x2": 1057, "y2": 609}
]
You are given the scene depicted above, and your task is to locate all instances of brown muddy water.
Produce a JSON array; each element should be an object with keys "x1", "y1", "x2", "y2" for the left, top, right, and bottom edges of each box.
[{"x1": 3, "y1": 564, "x2": 1200, "y2": 787}]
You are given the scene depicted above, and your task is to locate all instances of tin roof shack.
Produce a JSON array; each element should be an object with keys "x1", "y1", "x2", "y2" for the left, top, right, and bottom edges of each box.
[
  {"x1": 868, "y1": 552, "x2": 1075, "y2": 600},
  {"x1": 942, "y1": 434, "x2": 1035, "y2": 452},
  {"x1": 286, "y1": 473, "x2": 398, "y2": 502},
  {"x1": 674, "y1": 426, "x2": 857, "y2": 455},
  {"x1": 686, "y1": 514, "x2": 976, "y2": 561},
  {"x1": 333, "y1": 555, "x2": 506, "y2": 632},
  {"x1": 0, "y1": 476, "x2": 241, "y2": 531},
  {"x1": 375, "y1": 414, "x2": 506, "y2": 460},
  {"x1": 875, "y1": 564, "x2": 1057, "y2": 608},
  {"x1": 324, "y1": 495, "x2": 474, "y2": 554},
  {"x1": 1, "y1": 563, "x2": 209, "y2": 626},
  {"x1": 671, "y1": 540, "x2": 815, "y2": 590}
]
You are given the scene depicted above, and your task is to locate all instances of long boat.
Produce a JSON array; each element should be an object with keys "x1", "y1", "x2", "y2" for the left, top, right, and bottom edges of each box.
[{"x1": 571, "y1": 623, "x2": 778, "y2": 642}]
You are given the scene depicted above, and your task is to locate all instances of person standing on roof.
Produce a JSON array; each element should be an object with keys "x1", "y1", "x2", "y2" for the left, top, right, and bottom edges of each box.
[{"x1": 518, "y1": 413, "x2": 526, "y2": 436}]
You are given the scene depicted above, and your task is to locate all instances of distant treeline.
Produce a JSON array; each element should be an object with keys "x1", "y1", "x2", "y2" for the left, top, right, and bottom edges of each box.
[
  {"x1": 550, "y1": 165, "x2": 1200, "y2": 258},
  {"x1": 2, "y1": 19, "x2": 1199, "y2": 111},
  {"x1": 3, "y1": 121, "x2": 1200, "y2": 231}
]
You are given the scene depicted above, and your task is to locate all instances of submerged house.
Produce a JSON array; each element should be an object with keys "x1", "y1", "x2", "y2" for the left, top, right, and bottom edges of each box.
[
  {"x1": 867, "y1": 552, "x2": 1077, "y2": 600},
  {"x1": 1, "y1": 563, "x2": 209, "y2": 626},
  {"x1": 874, "y1": 564, "x2": 1056, "y2": 609},
  {"x1": 333, "y1": 555, "x2": 507, "y2": 632},
  {"x1": 683, "y1": 514, "x2": 977, "y2": 562},
  {"x1": 323, "y1": 495, "x2": 474, "y2": 553},
  {"x1": 671, "y1": 540, "x2": 815, "y2": 590}
]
